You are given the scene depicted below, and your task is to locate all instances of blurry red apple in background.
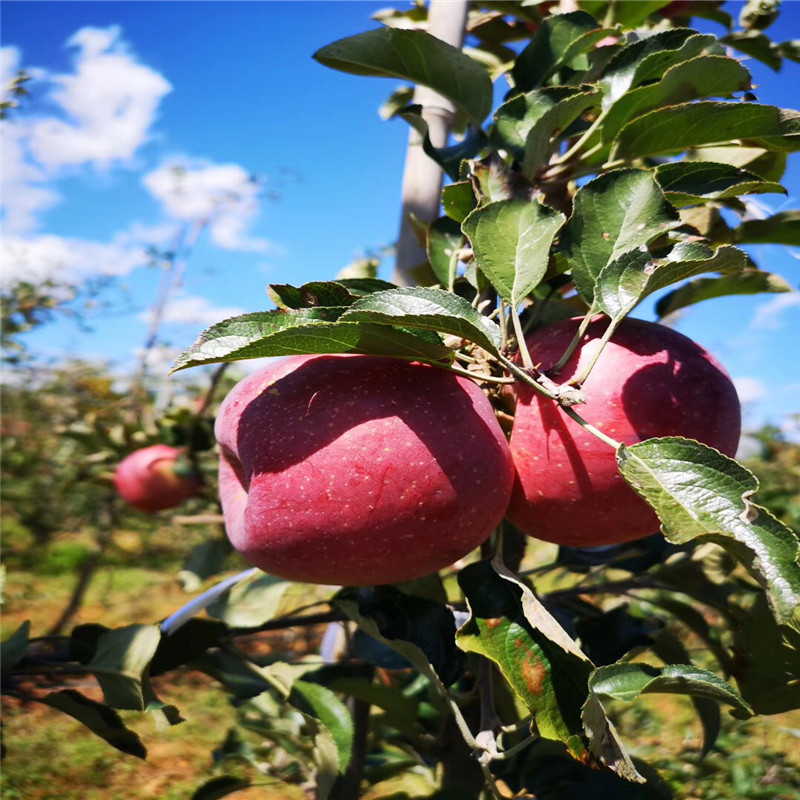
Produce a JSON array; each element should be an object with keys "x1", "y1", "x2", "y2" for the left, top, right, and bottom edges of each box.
[
  {"x1": 215, "y1": 354, "x2": 514, "y2": 586},
  {"x1": 507, "y1": 316, "x2": 741, "y2": 547},
  {"x1": 114, "y1": 444, "x2": 200, "y2": 513}
]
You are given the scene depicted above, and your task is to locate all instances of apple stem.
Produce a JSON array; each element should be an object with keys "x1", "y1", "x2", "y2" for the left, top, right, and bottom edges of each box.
[
  {"x1": 569, "y1": 315, "x2": 622, "y2": 387},
  {"x1": 562, "y1": 406, "x2": 621, "y2": 449}
]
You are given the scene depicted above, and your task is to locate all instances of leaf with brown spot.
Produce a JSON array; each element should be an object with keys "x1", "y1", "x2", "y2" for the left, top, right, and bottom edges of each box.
[{"x1": 456, "y1": 558, "x2": 643, "y2": 782}]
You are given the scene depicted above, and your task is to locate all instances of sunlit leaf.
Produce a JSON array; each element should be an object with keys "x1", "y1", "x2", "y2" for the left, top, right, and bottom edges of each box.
[
  {"x1": 561, "y1": 169, "x2": 680, "y2": 305},
  {"x1": 618, "y1": 437, "x2": 800, "y2": 631},
  {"x1": 462, "y1": 198, "x2": 565, "y2": 307},
  {"x1": 313, "y1": 28, "x2": 493, "y2": 122},
  {"x1": 654, "y1": 161, "x2": 785, "y2": 206}
]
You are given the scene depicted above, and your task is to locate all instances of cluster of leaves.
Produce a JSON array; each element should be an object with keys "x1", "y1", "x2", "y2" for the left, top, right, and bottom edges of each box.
[{"x1": 3, "y1": 1, "x2": 800, "y2": 798}]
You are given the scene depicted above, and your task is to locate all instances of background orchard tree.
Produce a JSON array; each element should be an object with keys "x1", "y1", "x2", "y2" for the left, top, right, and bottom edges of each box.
[{"x1": 2, "y1": 2, "x2": 800, "y2": 800}]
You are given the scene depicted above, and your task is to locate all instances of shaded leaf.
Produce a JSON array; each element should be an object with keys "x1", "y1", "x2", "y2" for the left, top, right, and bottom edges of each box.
[
  {"x1": 613, "y1": 102, "x2": 800, "y2": 161},
  {"x1": 205, "y1": 571, "x2": 324, "y2": 629},
  {"x1": 561, "y1": 169, "x2": 680, "y2": 305},
  {"x1": 733, "y1": 210, "x2": 800, "y2": 245},
  {"x1": 687, "y1": 144, "x2": 788, "y2": 181},
  {"x1": 190, "y1": 776, "x2": 251, "y2": 800},
  {"x1": 41, "y1": 690, "x2": 146, "y2": 758},
  {"x1": 88, "y1": 624, "x2": 162, "y2": 710},
  {"x1": 462, "y1": 198, "x2": 565, "y2": 307},
  {"x1": 596, "y1": 243, "x2": 748, "y2": 321},
  {"x1": 601, "y1": 56, "x2": 752, "y2": 144},
  {"x1": 600, "y1": 30, "x2": 718, "y2": 107},
  {"x1": 341, "y1": 285, "x2": 502, "y2": 354},
  {"x1": 441, "y1": 181, "x2": 475, "y2": 223},
  {"x1": 172, "y1": 311, "x2": 452, "y2": 372},
  {"x1": 655, "y1": 269, "x2": 791, "y2": 318},
  {"x1": 512, "y1": 11, "x2": 613, "y2": 92},
  {"x1": 313, "y1": 28, "x2": 492, "y2": 122},
  {"x1": 150, "y1": 618, "x2": 227, "y2": 676},
  {"x1": 336, "y1": 585, "x2": 464, "y2": 687},
  {"x1": 617, "y1": 437, "x2": 800, "y2": 631},
  {"x1": 654, "y1": 161, "x2": 785, "y2": 206},
  {"x1": 427, "y1": 216, "x2": 464, "y2": 288},
  {"x1": 492, "y1": 86, "x2": 600, "y2": 176},
  {"x1": 722, "y1": 30, "x2": 782, "y2": 71},
  {"x1": 1, "y1": 619, "x2": 30, "y2": 669},
  {"x1": 650, "y1": 629, "x2": 721, "y2": 757},
  {"x1": 178, "y1": 536, "x2": 233, "y2": 592},
  {"x1": 190, "y1": 648, "x2": 272, "y2": 700},
  {"x1": 606, "y1": 0, "x2": 674, "y2": 27},
  {"x1": 590, "y1": 662, "x2": 752, "y2": 718},
  {"x1": 268, "y1": 281, "x2": 365, "y2": 310},
  {"x1": 457, "y1": 559, "x2": 642, "y2": 780},
  {"x1": 397, "y1": 106, "x2": 488, "y2": 180},
  {"x1": 290, "y1": 680, "x2": 353, "y2": 773}
]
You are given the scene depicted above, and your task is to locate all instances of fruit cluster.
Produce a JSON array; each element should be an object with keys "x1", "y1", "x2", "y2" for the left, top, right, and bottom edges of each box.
[{"x1": 116, "y1": 318, "x2": 740, "y2": 586}]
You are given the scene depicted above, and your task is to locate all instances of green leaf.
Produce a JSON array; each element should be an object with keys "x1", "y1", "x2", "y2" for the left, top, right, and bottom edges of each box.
[
  {"x1": 595, "y1": 243, "x2": 749, "y2": 321},
  {"x1": 205, "y1": 571, "x2": 325, "y2": 628},
  {"x1": 190, "y1": 776, "x2": 251, "y2": 800},
  {"x1": 650, "y1": 629, "x2": 722, "y2": 757},
  {"x1": 1, "y1": 619, "x2": 30, "y2": 668},
  {"x1": 461, "y1": 198, "x2": 565, "y2": 307},
  {"x1": 561, "y1": 169, "x2": 680, "y2": 305},
  {"x1": 687, "y1": 144, "x2": 788, "y2": 181},
  {"x1": 655, "y1": 269, "x2": 791, "y2": 318},
  {"x1": 191, "y1": 648, "x2": 272, "y2": 700},
  {"x1": 601, "y1": 56, "x2": 752, "y2": 144},
  {"x1": 456, "y1": 559, "x2": 642, "y2": 781},
  {"x1": 617, "y1": 437, "x2": 800, "y2": 631},
  {"x1": 456, "y1": 560, "x2": 590, "y2": 760},
  {"x1": 171, "y1": 311, "x2": 452, "y2": 372},
  {"x1": 733, "y1": 210, "x2": 800, "y2": 245},
  {"x1": 491, "y1": 86, "x2": 600, "y2": 174},
  {"x1": 327, "y1": 676, "x2": 422, "y2": 738},
  {"x1": 512, "y1": 11, "x2": 613, "y2": 92},
  {"x1": 88, "y1": 624, "x2": 162, "y2": 710},
  {"x1": 289, "y1": 680, "x2": 354, "y2": 774},
  {"x1": 313, "y1": 28, "x2": 493, "y2": 122},
  {"x1": 267, "y1": 281, "x2": 366, "y2": 310},
  {"x1": 727, "y1": 593, "x2": 800, "y2": 715},
  {"x1": 178, "y1": 536, "x2": 233, "y2": 592},
  {"x1": 41, "y1": 690, "x2": 146, "y2": 758},
  {"x1": 654, "y1": 161, "x2": 785, "y2": 206},
  {"x1": 427, "y1": 217, "x2": 464, "y2": 288},
  {"x1": 613, "y1": 102, "x2": 800, "y2": 161},
  {"x1": 722, "y1": 31, "x2": 782, "y2": 71},
  {"x1": 441, "y1": 181, "x2": 475, "y2": 223},
  {"x1": 336, "y1": 586, "x2": 463, "y2": 687},
  {"x1": 341, "y1": 286, "x2": 502, "y2": 355},
  {"x1": 600, "y1": 30, "x2": 718, "y2": 107},
  {"x1": 590, "y1": 663, "x2": 753, "y2": 718},
  {"x1": 606, "y1": 0, "x2": 673, "y2": 27}
]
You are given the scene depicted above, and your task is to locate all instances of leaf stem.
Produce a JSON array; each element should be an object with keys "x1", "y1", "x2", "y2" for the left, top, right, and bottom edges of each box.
[
  {"x1": 438, "y1": 363, "x2": 517, "y2": 385},
  {"x1": 511, "y1": 308, "x2": 535, "y2": 371},
  {"x1": 569, "y1": 315, "x2": 622, "y2": 387},
  {"x1": 562, "y1": 406, "x2": 621, "y2": 449},
  {"x1": 550, "y1": 304, "x2": 597, "y2": 374}
]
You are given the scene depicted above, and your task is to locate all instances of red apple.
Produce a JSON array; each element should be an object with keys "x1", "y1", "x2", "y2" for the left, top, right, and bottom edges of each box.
[
  {"x1": 507, "y1": 316, "x2": 741, "y2": 547},
  {"x1": 214, "y1": 354, "x2": 514, "y2": 586},
  {"x1": 114, "y1": 444, "x2": 200, "y2": 513}
]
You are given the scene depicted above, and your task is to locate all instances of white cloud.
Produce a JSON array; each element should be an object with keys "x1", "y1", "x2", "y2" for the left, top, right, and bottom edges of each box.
[
  {"x1": 733, "y1": 376, "x2": 768, "y2": 405},
  {"x1": 143, "y1": 159, "x2": 270, "y2": 252},
  {"x1": 749, "y1": 292, "x2": 800, "y2": 331},
  {"x1": 27, "y1": 26, "x2": 172, "y2": 170},
  {"x1": 0, "y1": 121, "x2": 60, "y2": 233},
  {"x1": 139, "y1": 294, "x2": 246, "y2": 327},
  {"x1": 0, "y1": 232, "x2": 148, "y2": 291}
]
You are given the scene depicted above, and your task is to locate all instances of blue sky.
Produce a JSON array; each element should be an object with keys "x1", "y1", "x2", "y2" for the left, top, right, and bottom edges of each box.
[{"x1": 1, "y1": 1, "x2": 798, "y2": 438}]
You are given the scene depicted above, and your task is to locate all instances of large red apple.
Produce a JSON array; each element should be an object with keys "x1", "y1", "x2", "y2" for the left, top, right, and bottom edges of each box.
[
  {"x1": 214, "y1": 354, "x2": 514, "y2": 586},
  {"x1": 507, "y1": 316, "x2": 741, "y2": 547},
  {"x1": 114, "y1": 444, "x2": 201, "y2": 513}
]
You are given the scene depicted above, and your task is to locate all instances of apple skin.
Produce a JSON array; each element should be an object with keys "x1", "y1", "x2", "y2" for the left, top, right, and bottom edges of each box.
[
  {"x1": 507, "y1": 316, "x2": 741, "y2": 547},
  {"x1": 214, "y1": 354, "x2": 514, "y2": 586},
  {"x1": 114, "y1": 444, "x2": 201, "y2": 513}
]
